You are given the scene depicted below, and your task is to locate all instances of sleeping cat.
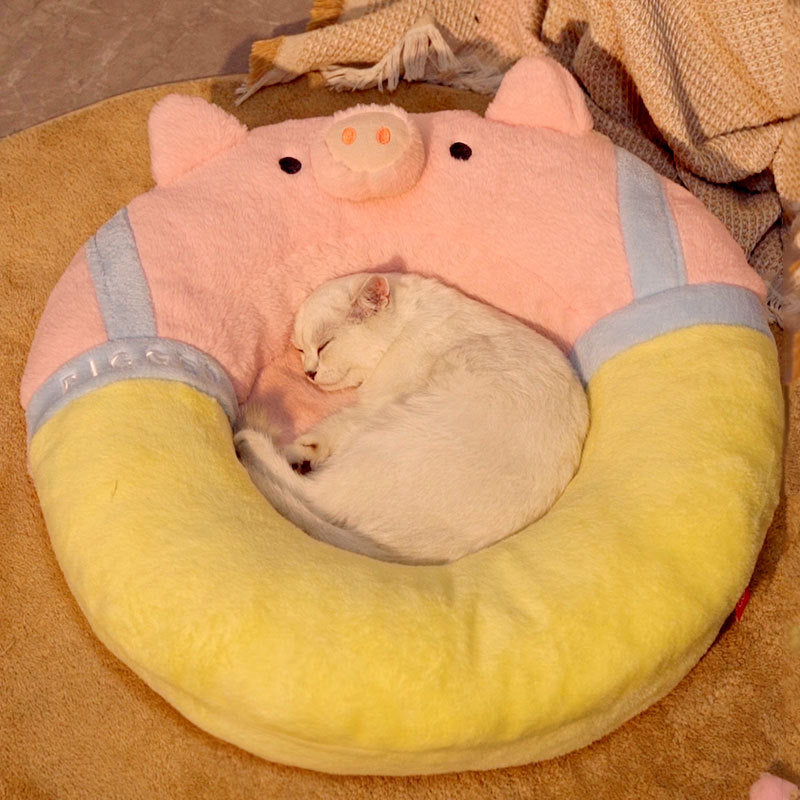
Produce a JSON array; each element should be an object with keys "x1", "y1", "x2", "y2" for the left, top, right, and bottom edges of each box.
[{"x1": 235, "y1": 272, "x2": 589, "y2": 564}]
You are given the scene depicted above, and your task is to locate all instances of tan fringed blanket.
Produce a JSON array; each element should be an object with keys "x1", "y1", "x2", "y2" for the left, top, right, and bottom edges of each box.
[{"x1": 243, "y1": 0, "x2": 800, "y2": 322}]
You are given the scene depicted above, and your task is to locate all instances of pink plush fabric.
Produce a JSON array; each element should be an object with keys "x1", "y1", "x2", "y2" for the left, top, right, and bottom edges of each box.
[
  {"x1": 311, "y1": 104, "x2": 426, "y2": 201},
  {"x1": 131, "y1": 109, "x2": 630, "y2": 390},
  {"x1": 485, "y1": 56, "x2": 593, "y2": 135},
  {"x1": 750, "y1": 773, "x2": 800, "y2": 800},
  {"x1": 663, "y1": 178, "x2": 763, "y2": 291},
  {"x1": 148, "y1": 94, "x2": 248, "y2": 187},
  {"x1": 20, "y1": 248, "x2": 107, "y2": 408},
  {"x1": 21, "y1": 56, "x2": 765, "y2": 435}
]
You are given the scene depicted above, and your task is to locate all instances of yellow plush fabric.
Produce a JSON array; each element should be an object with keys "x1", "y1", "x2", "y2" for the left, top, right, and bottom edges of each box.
[{"x1": 27, "y1": 324, "x2": 782, "y2": 776}]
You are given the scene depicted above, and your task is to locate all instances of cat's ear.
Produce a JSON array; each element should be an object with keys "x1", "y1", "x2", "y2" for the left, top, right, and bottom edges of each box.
[{"x1": 349, "y1": 275, "x2": 390, "y2": 321}]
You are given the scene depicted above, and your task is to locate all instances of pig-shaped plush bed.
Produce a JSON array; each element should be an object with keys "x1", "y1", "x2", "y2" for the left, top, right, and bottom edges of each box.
[{"x1": 20, "y1": 58, "x2": 782, "y2": 775}]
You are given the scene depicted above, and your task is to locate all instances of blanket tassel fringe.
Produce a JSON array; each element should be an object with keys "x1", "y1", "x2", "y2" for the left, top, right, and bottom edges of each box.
[
  {"x1": 321, "y1": 15, "x2": 504, "y2": 94},
  {"x1": 236, "y1": 15, "x2": 507, "y2": 104}
]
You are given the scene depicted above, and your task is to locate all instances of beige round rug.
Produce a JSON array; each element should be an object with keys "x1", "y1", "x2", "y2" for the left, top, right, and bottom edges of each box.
[{"x1": 1, "y1": 75, "x2": 798, "y2": 800}]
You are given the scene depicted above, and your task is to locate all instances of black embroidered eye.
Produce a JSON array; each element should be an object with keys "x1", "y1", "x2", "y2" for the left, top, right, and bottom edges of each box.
[
  {"x1": 449, "y1": 142, "x2": 472, "y2": 161},
  {"x1": 279, "y1": 157, "x2": 302, "y2": 174}
]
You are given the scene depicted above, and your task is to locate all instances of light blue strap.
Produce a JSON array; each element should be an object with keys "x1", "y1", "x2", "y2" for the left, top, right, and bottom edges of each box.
[
  {"x1": 570, "y1": 284, "x2": 770, "y2": 384},
  {"x1": 568, "y1": 150, "x2": 769, "y2": 384},
  {"x1": 615, "y1": 147, "x2": 687, "y2": 298},
  {"x1": 27, "y1": 210, "x2": 239, "y2": 440},
  {"x1": 86, "y1": 208, "x2": 157, "y2": 339},
  {"x1": 26, "y1": 338, "x2": 238, "y2": 439}
]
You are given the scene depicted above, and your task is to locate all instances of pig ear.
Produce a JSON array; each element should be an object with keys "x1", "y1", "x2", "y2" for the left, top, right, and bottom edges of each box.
[
  {"x1": 349, "y1": 275, "x2": 390, "y2": 321},
  {"x1": 148, "y1": 94, "x2": 248, "y2": 186},
  {"x1": 486, "y1": 57, "x2": 593, "y2": 136}
]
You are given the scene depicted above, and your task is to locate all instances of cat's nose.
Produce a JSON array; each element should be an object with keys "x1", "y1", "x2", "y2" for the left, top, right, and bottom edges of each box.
[
  {"x1": 305, "y1": 370, "x2": 317, "y2": 381},
  {"x1": 311, "y1": 105, "x2": 425, "y2": 201}
]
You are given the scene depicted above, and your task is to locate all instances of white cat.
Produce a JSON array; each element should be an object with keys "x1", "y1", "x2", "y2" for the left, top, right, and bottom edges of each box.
[{"x1": 235, "y1": 273, "x2": 589, "y2": 564}]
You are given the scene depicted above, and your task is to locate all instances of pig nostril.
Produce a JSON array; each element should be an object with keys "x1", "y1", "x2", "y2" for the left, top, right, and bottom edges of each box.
[
  {"x1": 341, "y1": 127, "x2": 356, "y2": 145},
  {"x1": 376, "y1": 126, "x2": 391, "y2": 145}
]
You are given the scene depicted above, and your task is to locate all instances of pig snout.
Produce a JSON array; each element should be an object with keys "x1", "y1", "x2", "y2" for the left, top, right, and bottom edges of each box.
[{"x1": 310, "y1": 105, "x2": 425, "y2": 201}]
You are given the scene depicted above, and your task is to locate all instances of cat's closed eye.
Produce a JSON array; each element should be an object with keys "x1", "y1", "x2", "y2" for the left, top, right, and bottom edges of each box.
[{"x1": 292, "y1": 340, "x2": 330, "y2": 355}]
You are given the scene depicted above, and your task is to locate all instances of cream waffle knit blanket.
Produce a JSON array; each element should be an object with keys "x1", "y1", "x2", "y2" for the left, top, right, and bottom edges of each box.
[{"x1": 241, "y1": 0, "x2": 799, "y2": 322}]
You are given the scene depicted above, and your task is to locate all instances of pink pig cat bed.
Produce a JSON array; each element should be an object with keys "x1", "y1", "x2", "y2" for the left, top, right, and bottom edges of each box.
[{"x1": 21, "y1": 58, "x2": 783, "y2": 775}]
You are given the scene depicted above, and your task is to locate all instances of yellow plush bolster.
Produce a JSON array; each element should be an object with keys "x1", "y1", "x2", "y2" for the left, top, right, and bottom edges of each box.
[{"x1": 29, "y1": 325, "x2": 782, "y2": 775}]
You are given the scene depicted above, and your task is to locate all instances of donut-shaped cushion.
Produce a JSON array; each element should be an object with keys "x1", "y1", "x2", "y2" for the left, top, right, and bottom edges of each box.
[{"x1": 21, "y1": 58, "x2": 783, "y2": 775}]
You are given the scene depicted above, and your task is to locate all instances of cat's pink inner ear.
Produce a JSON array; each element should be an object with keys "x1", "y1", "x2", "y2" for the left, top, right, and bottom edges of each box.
[
  {"x1": 148, "y1": 94, "x2": 248, "y2": 186},
  {"x1": 349, "y1": 275, "x2": 390, "y2": 321},
  {"x1": 485, "y1": 56, "x2": 593, "y2": 136}
]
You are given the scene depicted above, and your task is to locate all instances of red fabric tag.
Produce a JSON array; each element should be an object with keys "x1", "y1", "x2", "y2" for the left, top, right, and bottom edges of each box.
[{"x1": 734, "y1": 586, "x2": 751, "y2": 622}]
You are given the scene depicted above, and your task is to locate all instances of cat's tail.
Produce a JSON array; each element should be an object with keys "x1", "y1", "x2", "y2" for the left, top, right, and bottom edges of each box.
[{"x1": 233, "y1": 421, "x2": 396, "y2": 562}]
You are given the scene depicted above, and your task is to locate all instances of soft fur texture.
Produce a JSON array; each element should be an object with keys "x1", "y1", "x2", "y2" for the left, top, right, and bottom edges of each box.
[
  {"x1": 244, "y1": 0, "x2": 795, "y2": 325},
  {"x1": 148, "y1": 94, "x2": 248, "y2": 186},
  {"x1": 750, "y1": 773, "x2": 800, "y2": 800},
  {"x1": 235, "y1": 272, "x2": 588, "y2": 564},
  {"x1": 19, "y1": 57, "x2": 764, "y2": 415},
  {"x1": 15, "y1": 59, "x2": 785, "y2": 778},
  {"x1": 484, "y1": 57, "x2": 593, "y2": 134},
  {"x1": 310, "y1": 104, "x2": 427, "y2": 200},
  {"x1": 25, "y1": 326, "x2": 783, "y2": 775},
  {"x1": 4, "y1": 73, "x2": 797, "y2": 799}
]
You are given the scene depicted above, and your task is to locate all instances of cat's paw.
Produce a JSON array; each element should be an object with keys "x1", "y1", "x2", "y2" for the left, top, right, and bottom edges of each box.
[{"x1": 284, "y1": 434, "x2": 331, "y2": 472}]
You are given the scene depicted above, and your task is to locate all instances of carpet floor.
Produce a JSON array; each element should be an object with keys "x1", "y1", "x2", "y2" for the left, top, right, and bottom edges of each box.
[{"x1": 1, "y1": 76, "x2": 798, "y2": 800}]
